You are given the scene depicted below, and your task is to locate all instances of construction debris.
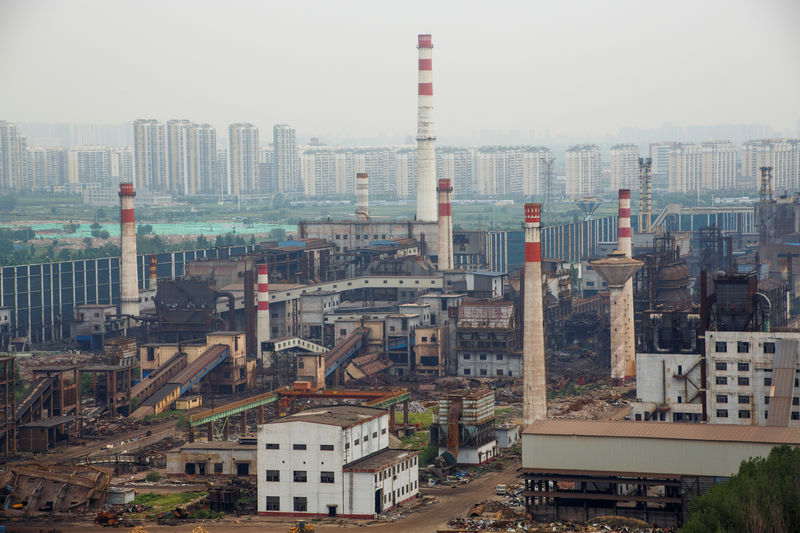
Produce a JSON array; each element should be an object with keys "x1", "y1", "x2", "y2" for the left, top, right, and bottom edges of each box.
[{"x1": 0, "y1": 463, "x2": 111, "y2": 516}]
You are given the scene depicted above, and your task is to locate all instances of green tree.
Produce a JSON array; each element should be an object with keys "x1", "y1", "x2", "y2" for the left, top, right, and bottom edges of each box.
[
  {"x1": 682, "y1": 445, "x2": 800, "y2": 533},
  {"x1": 267, "y1": 227, "x2": 286, "y2": 241},
  {"x1": 137, "y1": 224, "x2": 153, "y2": 235},
  {"x1": 90, "y1": 221, "x2": 102, "y2": 230},
  {"x1": 99, "y1": 230, "x2": 110, "y2": 239}
]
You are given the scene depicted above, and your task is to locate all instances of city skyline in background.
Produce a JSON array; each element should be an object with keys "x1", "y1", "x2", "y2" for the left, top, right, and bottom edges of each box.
[{"x1": 1, "y1": 0, "x2": 799, "y2": 142}]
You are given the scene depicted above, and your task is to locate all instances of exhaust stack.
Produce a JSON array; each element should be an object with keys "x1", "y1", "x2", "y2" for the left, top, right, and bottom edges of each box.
[
  {"x1": 760, "y1": 166, "x2": 773, "y2": 204},
  {"x1": 356, "y1": 172, "x2": 369, "y2": 222},
  {"x1": 590, "y1": 190, "x2": 641, "y2": 382},
  {"x1": 257, "y1": 263, "x2": 270, "y2": 360},
  {"x1": 416, "y1": 34, "x2": 437, "y2": 222},
  {"x1": 119, "y1": 183, "x2": 139, "y2": 317},
  {"x1": 523, "y1": 203, "x2": 547, "y2": 425},
  {"x1": 638, "y1": 157, "x2": 652, "y2": 233},
  {"x1": 437, "y1": 178, "x2": 453, "y2": 270}
]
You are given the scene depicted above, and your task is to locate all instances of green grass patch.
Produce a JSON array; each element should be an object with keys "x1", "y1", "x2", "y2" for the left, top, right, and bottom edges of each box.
[
  {"x1": 132, "y1": 491, "x2": 206, "y2": 516},
  {"x1": 400, "y1": 430, "x2": 431, "y2": 451},
  {"x1": 395, "y1": 407, "x2": 434, "y2": 429}
]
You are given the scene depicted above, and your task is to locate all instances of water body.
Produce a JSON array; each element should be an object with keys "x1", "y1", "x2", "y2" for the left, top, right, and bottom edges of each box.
[{"x1": 2, "y1": 222, "x2": 296, "y2": 240}]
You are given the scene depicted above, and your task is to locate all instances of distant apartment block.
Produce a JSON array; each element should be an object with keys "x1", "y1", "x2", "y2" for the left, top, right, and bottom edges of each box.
[
  {"x1": 667, "y1": 141, "x2": 737, "y2": 192},
  {"x1": 229, "y1": 123, "x2": 260, "y2": 196},
  {"x1": 565, "y1": 144, "x2": 600, "y2": 197},
  {"x1": 609, "y1": 144, "x2": 639, "y2": 191},
  {"x1": 68, "y1": 145, "x2": 112, "y2": 186},
  {"x1": 741, "y1": 138, "x2": 800, "y2": 192},
  {"x1": 133, "y1": 119, "x2": 166, "y2": 190},
  {"x1": 273, "y1": 124, "x2": 298, "y2": 194},
  {"x1": 0, "y1": 120, "x2": 27, "y2": 190}
]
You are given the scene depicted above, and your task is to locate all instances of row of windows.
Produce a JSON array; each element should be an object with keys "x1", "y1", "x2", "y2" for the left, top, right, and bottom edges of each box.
[
  {"x1": 715, "y1": 361, "x2": 752, "y2": 371},
  {"x1": 375, "y1": 456, "x2": 417, "y2": 482},
  {"x1": 383, "y1": 480, "x2": 418, "y2": 504},
  {"x1": 715, "y1": 341, "x2": 775, "y2": 354},
  {"x1": 716, "y1": 410, "x2": 800, "y2": 420},
  {"x1": 265, "y1": 496, "x2": 306, "y2": 512},
  {"x1": 335, "y1": 234, "x2": 390, "y2": 240},
  {"x1": 265, "y1": 443, "x2": 336, "y2": 451},
  {"x1": 463, "y1": 368, "x2": 511, "y2": 376},
  {"x1": 462, "y1": 354, "x2": 504, "y2": 361},
  {"x1": 718, "y1": 394, "x2": 800, "y2": 406},
  {"x1": 265, "y1": 470, "x2": 335, "y2": 483},
  {"x1": 716, "y1": 376, "x2": 800, "y2": 387},
  {"x1": 346, "y1": 428, "x2": 388, "y2": 449}
]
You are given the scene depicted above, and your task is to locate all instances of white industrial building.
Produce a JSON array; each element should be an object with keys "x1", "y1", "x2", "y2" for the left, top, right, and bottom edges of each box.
[
  {"x1": 632, "y1": 330, "x2": 800, "y2": 427},
  {"x1": 257, "y1": 405, "x2": 419, "y2": 518},
  {"x1": 521, "y1": 419, "x2": 800, "y2": 526}
]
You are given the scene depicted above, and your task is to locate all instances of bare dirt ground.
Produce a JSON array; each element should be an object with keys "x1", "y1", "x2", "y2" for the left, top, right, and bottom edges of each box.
[{"x1": 11, "y1": 458, "x2": 521, "y2": 533}]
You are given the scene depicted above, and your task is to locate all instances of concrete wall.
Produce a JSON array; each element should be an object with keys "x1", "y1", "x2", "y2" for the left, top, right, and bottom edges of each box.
[
  {"x1": 457, "y1": 351, "x2": 522, "y2": 378},
  {"x1": 633, "y1": 352, "x2": 703, "y2": 422},
  {"x1": 522, "y1": 432, "x2": 790, "y2": 477},
  {"x1": 166, "y1": 446, "x2": 256, "y2": 477},
  {"x1": 257, "y1": 413, "x2": 391, "y2": 516},
  {"x1": 707, "y1": 330, "x2": 800, "y2": 427},
  {"x1": 439, "y1": 440, "x2": 498, "y2": 465}
]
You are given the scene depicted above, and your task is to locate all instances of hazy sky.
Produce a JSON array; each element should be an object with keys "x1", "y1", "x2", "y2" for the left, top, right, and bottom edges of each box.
[{"x1": 1, "y1": 0, "x2": 799, "y2": 142}]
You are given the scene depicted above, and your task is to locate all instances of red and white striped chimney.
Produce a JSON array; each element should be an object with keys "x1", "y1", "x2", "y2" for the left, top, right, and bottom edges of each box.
[
  {"x1": 618, "y1": 189, "x2": 632, "y2": 257},
  {"x1": 437, "y1": 178, "x2": 453, "y2": 270},
  {"x1": 416, "y1": 34, "x2": 437, "y2": 222},
  {"x1": 257, "y1": 263, "x2": 270, "y2": 359},
  {"x1": 119, "y1": 182, "x2": 139, "y2": 317},
  {"x1": 523, "y1": 203, "x2": 547, "y2": 425},
  {"x1": 618, "y1": 189, "x2": 636, "y2": 380}
]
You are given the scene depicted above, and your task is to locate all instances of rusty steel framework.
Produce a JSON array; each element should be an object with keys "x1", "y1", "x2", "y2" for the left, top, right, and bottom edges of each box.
[{"x1": 0, "y1": 357, "x2": 15, "y2": 457}]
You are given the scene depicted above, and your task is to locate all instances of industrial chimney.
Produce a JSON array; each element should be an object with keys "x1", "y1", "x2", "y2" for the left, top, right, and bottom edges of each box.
[
  {"x1": 437, "y1": 178, "x2": 453, "y2": 270},
  {"x1": 523, "y1": 203, "x2": 547, "y2": 425},
  {"x1": 119, "y1": 182, "x2": 139, "y2": 317},
  {"x1": 590, "y1": 189, "x2": 642, "y2": 382},
  {"x1": 416, "y1": 34, "x2": 437, "y2": 222},
  {"x1": 638, "y1": 157, "x2": 652, "y2": 233},
  {"x1": 257, "y1": 263, "x2": 270, "y2": 360},
  {"x1": 760, "y1": 166, "x2": 773, "y2": 204},
  {"x1": 356, "y1": 173, "x2": 369, "y2": 222}
]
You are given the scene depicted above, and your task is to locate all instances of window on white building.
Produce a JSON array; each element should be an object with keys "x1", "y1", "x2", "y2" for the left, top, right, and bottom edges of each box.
[
  {"x1": 716, "y1": 409, "x2": 728, "y2": 418},
  {"x1": 294, "y1": 497, "x2": 307, "y2": 512},
  {"x1": 265, "y1": 496, "x2": 280, "y2": 511},
  {"x1": 293, "y1": 470, "x2": 307, "y2": 483},
  {"x1": 321, "y1": 471, "x2": 334, "y2": 483},
  {"x1": 265, "y1": 443, "x2": 279, "y2": 450},
  {"x1": 293, "y1": 444, "x2": 307, "y2": 450},
  {"x1": 266, "y1": 470, "x2": 279, "y2": 482},
  {"x1": 320, "y1": 444, "x2": 334, "y2": 451}
]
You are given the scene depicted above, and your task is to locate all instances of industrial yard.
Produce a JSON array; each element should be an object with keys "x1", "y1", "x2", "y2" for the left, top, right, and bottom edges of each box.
[{"x1": 1, "y1": 17, "x2": 800, "y2": 533}]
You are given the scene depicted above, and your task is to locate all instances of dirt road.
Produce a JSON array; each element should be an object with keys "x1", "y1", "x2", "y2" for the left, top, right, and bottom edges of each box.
[{"x1": 13, "y1": 459, "x2": 522, "y2": 533}]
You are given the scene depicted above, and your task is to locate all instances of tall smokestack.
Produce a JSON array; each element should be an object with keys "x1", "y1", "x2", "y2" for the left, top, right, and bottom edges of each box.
[
  {"x1": 257, "y1": 263, "x2": 270, "y2": 360},
  {"x1": 437, "y1": 178, "x2": 453, "y2": 270},
  {"x1": 619, "y1": 189, "x2": 636, "y2": 379},
  {"x1": 416, "y1": 33, "x2": 437, "y2": 222},
  {"x1": 356, "y1": 172, "x2": 369, "y2": 222},
  {"x1": 591, "y1": 189, "x2": 641, "y2": 382},
  {"x1": 119, "y1": 183, "x2": 139, "y2": 317},
  {"x1": 760, "y1": 166, "x2": 773, "y2": 204},
  {"x1": 148, "y1": 255, "x2": 157, "y2": 289},
  {"x1": 638, "y1": 157, "x2": 652, "y2": 233},
  {"x1": 523, "y1": 203, "x2": 547, "y2": 425}
]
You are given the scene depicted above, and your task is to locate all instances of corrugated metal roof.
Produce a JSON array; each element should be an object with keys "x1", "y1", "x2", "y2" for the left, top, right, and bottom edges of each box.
[
  {"x1": 523, "y1": 419, "x2": 800, "y2": 444},
  {"x1": 269, "y1": 405, "x2": 386, "y2": 428}
]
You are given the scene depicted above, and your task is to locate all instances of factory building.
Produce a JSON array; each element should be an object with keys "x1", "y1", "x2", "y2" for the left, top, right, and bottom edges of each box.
[
  {"x1": 455, "y1": 301, "x2": 521, "y2": 378},
  {"x1": 167, "y1": 440, "x2": 257, "y2": 479},
  {"x1": 257, "y1": 405, "x2": 419, "y2": 518},
  {"x1": 521, "y1": 419, "x2": 800, "y2": 526},
  {"x1": 429, "y1": 389, "x2": 497, "y2": 465}
]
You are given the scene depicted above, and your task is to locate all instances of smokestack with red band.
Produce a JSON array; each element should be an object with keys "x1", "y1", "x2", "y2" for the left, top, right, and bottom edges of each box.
[
  {"x1": 416, "y1": 34, "x2": 437, "y2": 222},
  {"x1": 437, "y1": 178, "x2": 453, "y2": 270},
  {"x1": 618, "y1": 189, "x2": 632, "y2": 257},
  {"x1": 619, "y1": 189, "x2": 636, "y2": 379},
  {"x1": 257, "y1": 263, "x2": 270, "y2": 358},
  {"x1": 148, "y1": 255, "x2": 157, "y2": 289},
  {"x1": 119, "y1": 182, "x2": 139, "y2": 317},
  {"x1": 356, "y1": 172, "x2": 369, "y2": 222},
  {"x1": 523, "y1": 203, "x2": 547, "y2": 425}
]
